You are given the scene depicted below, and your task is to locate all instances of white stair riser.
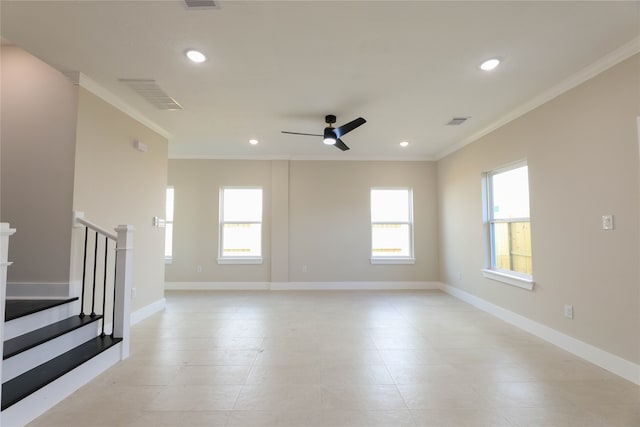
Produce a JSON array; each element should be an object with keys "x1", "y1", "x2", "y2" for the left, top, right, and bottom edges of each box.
[
  {"x1": 0, "y1": 342, "x2": 122, "y2": 427},
  {"x1": 4, "y1": 302, "x2": 79, "y2": 340},
  {"x1": 2, "y1": 322, "x2": 102, "y2": 382}
]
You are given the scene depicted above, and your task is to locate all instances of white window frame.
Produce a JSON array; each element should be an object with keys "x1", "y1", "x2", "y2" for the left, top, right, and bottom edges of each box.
[
  {"x1": 218, "y1": 186, "x2": 263, "y2": 265},
  {"x1": 482, "y1": 161, "x2": 534, "y2": 290},
  {"x1": 164, "y1": 186, "x2": 174, "y2": 264},
  {"x1": 370, "y1": 187, "x2": 415, "y2": 265}
]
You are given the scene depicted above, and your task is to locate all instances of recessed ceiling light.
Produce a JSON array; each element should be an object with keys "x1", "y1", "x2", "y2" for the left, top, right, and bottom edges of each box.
[
  {"x1": 400, "y1": 141, "x2": 409, "y2": 147},
  {"x1": 480, "y1": 58, "x2": 501, "y2": 71},
  {"x1": 186, "y1": 49, "x2": 206, "y2": 63},
  {"x1": 249, "y1": 139, "x2": 259, "y2": 145}
]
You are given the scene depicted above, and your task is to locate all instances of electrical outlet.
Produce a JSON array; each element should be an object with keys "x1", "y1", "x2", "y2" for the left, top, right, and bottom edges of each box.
[
  {"x1": 302, "y1": 265, "x2": 308, "y2": 273},
  {"x1": 196, "y1": 265, "x2": 202, "y2": 273},
  {"x1": 564, "y1": 304, "x2": 573, "y2": 319},
  {"x1": 457, "y1": 272, "x2": 462, "y2": 281},
  {"x1": 131, "y1": 287, "x2": 137, "y2": 299}
]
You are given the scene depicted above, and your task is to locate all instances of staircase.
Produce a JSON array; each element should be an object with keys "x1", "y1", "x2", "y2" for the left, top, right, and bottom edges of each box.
[
  {"x1": 0, "y1": 218, "x2": 134, "y2": 426},
  {"x1": 2, "y1": 298, "x2": 122, "y2": 425}
]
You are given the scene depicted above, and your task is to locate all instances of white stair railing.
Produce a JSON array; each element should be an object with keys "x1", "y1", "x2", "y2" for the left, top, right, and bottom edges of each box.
[
  {"x1": 73, "y1": 212, "x2": 134, "y2": 359},
  {"x1": 0, "y1": 223, "x2": 17, "y2": 420}
]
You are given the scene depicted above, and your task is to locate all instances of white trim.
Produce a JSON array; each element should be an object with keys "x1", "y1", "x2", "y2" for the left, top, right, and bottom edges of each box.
[
  {"x1": 270, "y1": 281, "x2": 439, "y2": 291},
  {"x1": 73, "y1": 211, "x2": 117, "y2": 240},
  {"x1": 217, "y1": 257, "x2": 263, "y2": 265},
  {"x1": 77, "y1": 73, "x2": 171, "y2": 139},
  {"x1": 168, "y1": 153, "x2": 435, "y2": 161},
  {"x1": 370, "y1": 187, "x2": 415, "y2": 260},
  {"x1": 165, "y1": 282, "x2": 270, "y2": 291},
  {"x1": 370, "y1": 258, "x2": 416, "y2": 265},
  {"x1": 481, "y1": 269, "x2": 534, "y2": 291},
  {"x1": 219, "y1": 187, "x2": 264, "y2": 263},
  {"x1": 435, "y1": 35, "x2": 640, "y2": 160},
  {"x1": 165, "y1": 281, "x2": 439, "y2": 291},
  {"x1": 131, "y1": 298, "x2": 166, "y2": 325},
  {"x1": 6, "y1": 282, "x2": 70, "y2": 298},
  {"x1": 440, "y1": 283, "x2": 640, "y2": 385}
]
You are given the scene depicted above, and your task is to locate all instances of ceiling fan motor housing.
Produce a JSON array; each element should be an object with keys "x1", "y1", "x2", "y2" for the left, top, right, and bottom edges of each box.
[{"x1": 325, "y1": 114, "x2": 337, "y2": 125}]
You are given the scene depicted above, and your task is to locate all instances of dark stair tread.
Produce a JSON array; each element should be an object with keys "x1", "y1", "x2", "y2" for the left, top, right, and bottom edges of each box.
[
  {"x1": 3, "y1": 315, "x2": 103, "y2": 359},
  {"x1": 5, "y1": 298, "x2": 79, "y2": 321},
  {"x1": 1, "y1": 335, "x2": 122, "y2": 410}
]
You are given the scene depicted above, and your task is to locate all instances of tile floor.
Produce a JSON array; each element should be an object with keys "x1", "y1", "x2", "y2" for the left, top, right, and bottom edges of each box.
[{"x1": 29, "y1": 290, "x2": 639, "y2": 426}]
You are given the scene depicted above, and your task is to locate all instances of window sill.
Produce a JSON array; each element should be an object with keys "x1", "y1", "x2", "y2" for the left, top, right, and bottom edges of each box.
[
  {"x1": 370, "y1": 257, "x2": 416, "y2": 265},
  {"x1": 218, "y1": 257, "x2": 263, "y2": 265},
  {"x1": 482, "y1": 269, "x2": 534, "y2": 290}
]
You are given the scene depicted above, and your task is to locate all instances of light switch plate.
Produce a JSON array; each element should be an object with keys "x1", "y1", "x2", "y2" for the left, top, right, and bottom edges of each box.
[{"x1": 602, "y1": 215, "x2": 614, "y2": 230}]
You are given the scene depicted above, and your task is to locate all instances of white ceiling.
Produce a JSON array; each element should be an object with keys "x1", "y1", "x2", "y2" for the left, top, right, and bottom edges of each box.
[{"x1": 2, "y1": 1, "x2": 639, "y2": 160}]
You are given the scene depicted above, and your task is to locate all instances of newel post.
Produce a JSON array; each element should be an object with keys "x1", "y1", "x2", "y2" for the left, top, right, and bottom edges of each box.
[
  {"x1": 113, "y1": 224, "x2": 134, "y2": 359},
  {"x1": 0, "y1": 223, "x2": 16, "y2": 422}
]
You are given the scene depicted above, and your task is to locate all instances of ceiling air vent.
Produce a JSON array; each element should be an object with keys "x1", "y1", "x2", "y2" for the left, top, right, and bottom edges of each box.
[
  {"x1": 119, "y1": 79, "x2": 183, "y2": 111},
  {"x1": 184, "y1": 0, "x2": 218, "y2": 9},
  {"x1": 446, "y1": 117, "x2": 470, "y2": 126}
]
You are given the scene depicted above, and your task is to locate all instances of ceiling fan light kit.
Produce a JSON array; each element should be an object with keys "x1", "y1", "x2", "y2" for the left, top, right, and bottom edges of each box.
[{"x1": 323, "y1": 128, "x2": 337, "y2": 145}]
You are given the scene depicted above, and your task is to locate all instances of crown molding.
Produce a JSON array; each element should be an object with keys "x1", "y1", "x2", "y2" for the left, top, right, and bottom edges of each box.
[
  {"x1": 435, "y1": 35, "x2": 640, "y2": 160},
  {"x1": 168, "y1": 153, "x2": 435, "y2": 161},
  {"x1": 77, "y1": 73, "x2": 172, "y2": 139}
]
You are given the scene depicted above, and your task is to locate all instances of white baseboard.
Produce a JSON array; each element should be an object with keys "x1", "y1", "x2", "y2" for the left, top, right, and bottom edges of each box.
[
  {"x1": 165, "y1": 282, "x2": 270, "y2": 291},
  {"x1": 440, "y1": 283, "x2": 640, "y2": 385},
  {"x1": 6, "y1": 282, "x2": 70, "y2": 298},
  {"x1": 131, "y1": 298, "x2": 166, "y2": 325},
  {"x1": 165, "y1": 281, "x2": 440, "y2": 291},
  {"x1": 270, "y1": 281, "x2": 441, "y2": 291}
]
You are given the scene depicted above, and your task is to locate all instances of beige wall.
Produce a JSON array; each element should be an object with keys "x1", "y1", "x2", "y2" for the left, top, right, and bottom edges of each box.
[
  {"x1": 0, "y1": 45, "x2": 77, "y2": 285},
  {"x1": 166, "y1": 160, "x2": 273, "y2": 283},
  {"x1": 166, "y1": 159, "x2": 439, "y2": 284},
  {"x1": 73, "y1": 87, "x2": 168, "y2": 311},
  {"x1": 289, "y1": 161, "x2": 438, "y2": 282},
  {"x1": 437, "y1": 54, "x2": 640, "y2": 364}
]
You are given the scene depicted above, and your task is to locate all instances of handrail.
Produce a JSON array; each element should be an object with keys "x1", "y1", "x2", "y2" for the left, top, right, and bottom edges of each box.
[
  {"x1": 73, "y1": 212, "x2": 134, "y2": 358},
  {"x1": 74, "y1": 212, "x2": 117, "y2": 241}
]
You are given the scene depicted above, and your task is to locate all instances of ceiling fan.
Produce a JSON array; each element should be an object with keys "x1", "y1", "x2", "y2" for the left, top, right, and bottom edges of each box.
[{"x1": 281, "y1": 114, "x2": 366, "y2": 151}]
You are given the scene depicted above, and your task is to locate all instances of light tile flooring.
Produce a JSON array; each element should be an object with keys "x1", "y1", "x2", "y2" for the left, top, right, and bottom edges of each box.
[{"x1": 30, "y1": 290, "x2": 639, "y2": 426}]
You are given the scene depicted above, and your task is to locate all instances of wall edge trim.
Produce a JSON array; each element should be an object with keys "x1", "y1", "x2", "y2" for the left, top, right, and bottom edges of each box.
[{"x1": 131, "y1": 298, "x2": 166, "y2": 325}]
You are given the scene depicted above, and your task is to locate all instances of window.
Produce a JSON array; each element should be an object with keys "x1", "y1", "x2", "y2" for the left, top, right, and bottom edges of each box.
[
  {"x1": 370, "y1": 188, "x2": 415, "y2": 264},
  {"x1": 483, "y1": 162, "x2": 534, "y2": 289},
  {"x1": 165, "y1": 187, "x2": 174, "y2": 263},
  {"x1": 219, "y1": 187, "x2": 263, "y2": 264}
]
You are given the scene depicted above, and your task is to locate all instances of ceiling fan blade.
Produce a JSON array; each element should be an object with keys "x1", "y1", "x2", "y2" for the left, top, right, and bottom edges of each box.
[
  {"x1": 281, "y1": 131, "x2": 323, "y2": 137},
  {"x1": 334, "y1": 138, "x2": 350, "y2": 151},
  {"x1": 335, "y1": 117, "x2": 366, "y2": 138}
]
